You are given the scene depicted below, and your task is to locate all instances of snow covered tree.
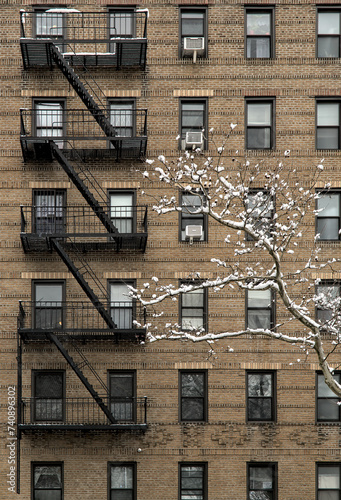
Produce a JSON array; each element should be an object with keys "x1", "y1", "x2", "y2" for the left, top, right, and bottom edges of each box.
[{"x1": 135, "y1": 126, "x2": 341, "y2": 398}]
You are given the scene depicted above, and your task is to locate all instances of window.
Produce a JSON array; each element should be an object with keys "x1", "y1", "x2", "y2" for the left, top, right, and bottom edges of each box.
[
  {"x1": 247, "y1": 371, "x2": 275, "y2": 421},
  {"x1": 246, "y1": 289, "x2": 274, "y2": 330},
  {"x1": 110, "y1": 281, "x2": 134, "y2": 329},
  {"x1": 109, "y1": 372, "x2": 135, "y2": 422},
  {"x1": 246, "y1": 8, "x2": 274, "y2": 58},
  {"x1": 317, "y1": 372, "x2": 341, "y2": 421},
  {"x1": 317, "y1": 10, "x2": 341, "y2": 58},
  {"x1": 110, "y1": 191, "x2": 135, "y2": 233},
  {"x1": 109, "y1": 10, "x2": 134, "y2": 53},
  {"x1": 180, "y1": 192, "x2": 206, "y2": 241},
  {"x1": 110, "y1": 100, "x2": 134, "y2": 137},
  {"x1": 33, "y1": 371, "x2": 64, "y2": 421},
  {"x1": 316, "y1": 191, "x2": 341, "y2": 240},
  {"x1": 316, "y1": 100, "x2": 341, "y2": 150},
  {"x1": 33, "y1": 190, "x2": 65, "y2": 234},
  {"x1": 247, "y1": 463, "x2": 277, "y2": 500},
  {"x1": 180, "y1": 9, "x2": 207, "y2": 58},
  {"x1": 109, "y1": 463, "x2": 136, "y2": 500},
  {"x1": 316, "y1": 281, "x2": 341, "y2": 324},
  {"x1": 246, "y1": 99, "x2": 274, "y2": 149},
  {"x1": 317, "y1": 464, "x2": 341, "y2": 500},
  {"x1": 32, "y1": 463, "x2": 63, "y2": 500},
  {"x1": 180, "y1": 371, "x2": 207, "y2": 421},
  {"x1": 245, "y1": 190, "x2": 274, "y2": 240},
  {"x1": 35, "y1": 8, "x2": 64, "y2": 43},
  {"x1": 34, "y1": 100, "x2": 64, "y2": 147},
  {"x1": 180, "y1": 99, "x2": 207, "y2": 150},
  {"x1": 180, "y1": 282, "x2": 207, "y2": 331},
  {"x1": 179, "y1": 464, "x2": 207, "y2": 500},
  {"x1": 34, "y1": 281, "x2": 64, "y2": 330}
]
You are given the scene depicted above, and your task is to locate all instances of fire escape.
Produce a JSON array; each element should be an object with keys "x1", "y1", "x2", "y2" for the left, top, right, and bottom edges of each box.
[{"x1": 18, "y1": 9, "x2": 148, "y2": 432}]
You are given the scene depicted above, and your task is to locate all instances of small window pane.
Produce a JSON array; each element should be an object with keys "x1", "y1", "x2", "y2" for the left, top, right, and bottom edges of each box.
[
  {"x1": 182, "y1": 373, "x2": 204, "y2": 397},
  {"x1": 318, "y1": 104, "x2": 339, "y2": 126},
  {"x1": 35, "y1": 284, "x2": 62, "y2": 303},
  {"x1": 247, "y1": 128, "x2": 271, "y2": 149},
  {"x1": 317, "y1": 128, "x2": 339, "y2": 149},
  {"x1": 318, "y1": 37, "x2": 340, "y2": 58},
  {"x1": 111, "y1": 466, "x2": 133, "y2": 489},
  {"x1": 247, "y1": 38, "x2": 270, "y2": 58},
  {"x1": 248, "y1": 290, "x2": 271, "y2": 307},
  {"x1": 318, "y1": 399, "x2": 340, "y2": 420},
  {"x1": 248, "y1": 398, "x2": 272, "y2": 420},
  {"x1": 182, "y1": 12, "x2": 205, "y2": 37},
  {"x1": 248, "y1": 104, "x2": 271, "y2": 126},
  {"x1": 318, "y1": 374, "x2": 341, "y2": 397},
  {"x1": 318, "y1": 492, "x2": 339, "y2": 500},
  {"x1": 248, "y1": 374, "x2": 272, "y2": 397},
  {"x1": 319, "y1": 467, "x2": 340, "y2": 489},
  {"x1": 250, "y1": 466, "x2": 273, "y2": 489},
  {"x1": 248, "y1": 310, "x2": 271, "y2": 329},
  {"x1": 318, "y1": 13, "x2": 340, "y2": 35},
  {"x1": 182, "y1": 290, "x2": 204, "y2": 308},
  {"x1": 247, "y1": 14, "x2": 271, "y2": 35},
  {"x1": 317, "y1": 194, "x2": 340, "y2": 217}
]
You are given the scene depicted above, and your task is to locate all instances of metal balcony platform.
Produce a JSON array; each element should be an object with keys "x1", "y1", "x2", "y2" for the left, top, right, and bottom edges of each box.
[
  {"x1": 20, "y1": 11, "x2": 147, "y2": 69},
  {"x1": 18, "y1": 301, "x2": 146, "y2": 342},
  {"x1": 19, "y1": 396, "x2": 148, "y2": 432}
]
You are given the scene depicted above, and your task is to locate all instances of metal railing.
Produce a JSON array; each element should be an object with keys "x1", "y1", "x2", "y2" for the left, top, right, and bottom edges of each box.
[
  {"x1": 19, "y1": 396, "x2": 148, "y2": 426},
  {"x1": 20, "y1": 108, "x2": 148, "y2": 144},
  {"x1": 20, "y1": 11, "x2": 148, "y2": 44},
  {"x1": 20, "y1": 205, "x2": 148, "y2": 236},
  {"x1": 18, "y1": 301, "x2": 146, "y2": 334}
]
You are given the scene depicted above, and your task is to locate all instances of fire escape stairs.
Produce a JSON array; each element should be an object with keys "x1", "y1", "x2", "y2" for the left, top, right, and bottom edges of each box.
[{"x1": 45, "y1": 332, "x2": 116, "y2": 424}]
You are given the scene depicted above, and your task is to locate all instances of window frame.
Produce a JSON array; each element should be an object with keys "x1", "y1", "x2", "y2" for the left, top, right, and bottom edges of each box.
[
  {"x1": 179, "y1": 281, "x2": 208, "y2": 332},
  {"x1": 247, "y1": 462, "x2": 277, "y2": 500},
  {"x1": 246, "y1": 371, "x2": 276, "y2": 422},
  {"x1": 316, "y1": 463, "x2": 341, "y2": 500},
  {"x1": 32, "y1": 462, "x2": 63, "y2": 500},
  {"x1": 316, "y1": 99, "x2": 341, "y2": 150},
  {"x1": 108, "y1": 189, "x2": 137, "y2": 234},
  {"x1": 315, "y1": 280, "x2": 341, "y2": 327},
  {"x1": 245, "y1": 7, "x2": 275, "y2": 59},
  {"x1": 315, "y1": 190, "x2": 341, "y2": 240},
  {"x1": 179, "y1": 370, "x2": 208, "y2": 422},
  {"x1": 33, "y1": 98, "x2": 66, "y2": 147},
  {"x1": 33, "y1": 280, "x2": 65, "y2": 330},
  {"x1": 32, "y1": 189, "x2": 66, "y2": 235},
  {"x1": 108, "y1": 462, "x2": 137, "y2": 500},
  {"x1": 108, "y1": 370, "x2": 136, "y2": 423},
  {"x1": 245, "y1": 189, "x2": 274, "y2": 241},
  {"x1": 245, "y1": 98, "x2": 275, "y2": 150},
  {"x1": 108, "y1": 8, "x2": 136, "y2": 53},
  {"x1": 316, "y1": 372, "x2": 341, "y2": 422},
  {"x1": 179, "y1": 98, "x2": 208, "y2": 150},
  {"x1": 108, "y1": 280, "x2": 136, "y2": 330},
  {"x1": 179, "y1": 191, "x2": 207, "y2": 242},
  {"x1": 32, "y1": 370, "x2": 65, "y2": 422},
  {"x1": 179, "y1": 7, "x2": 208, "y2": 58},
  {"x1": 246, "y1": 288, "x2": 275, "y2": 331},
  {"x1": 34, "y1": 7, "x2": 66, "y2": 47},
  {"x1": 317, "y1": 8, "x2": 341, "y2": 58},
  {"x1": 108, "y1": 98, "x2": 136, "y2": 138},
  {"x1": 179, "y1": 462, "x2": 207, "y2": 500}
]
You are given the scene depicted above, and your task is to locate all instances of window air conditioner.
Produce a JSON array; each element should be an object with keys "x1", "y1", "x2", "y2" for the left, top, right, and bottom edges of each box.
[
  {"x1": 185, "y1": 131, "x2": 204, "y2": 149},
  {"x1": 183, "y1": 37, "x2": 205, "y2": 62},
  {"x1": 185, "y1": 225, "x2": 203, "y2": 240}
]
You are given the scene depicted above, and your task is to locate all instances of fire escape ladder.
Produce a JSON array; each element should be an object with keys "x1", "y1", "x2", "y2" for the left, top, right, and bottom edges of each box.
[
  {"x1": 45, "y1": 332, "x2": 116, "y2": 424},
  {"x1": 50, "y1": 143, "x2": 116, "y2": 234},
  {"x1": 50, "y1": 238, "x2": 116, "y2": 330},
  {"x1": 48, "y1": 44, "x2": 116, "y2": 139}
]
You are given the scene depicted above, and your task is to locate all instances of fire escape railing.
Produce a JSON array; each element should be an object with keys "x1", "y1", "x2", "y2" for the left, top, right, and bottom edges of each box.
[
  {"x1": 20, "y1": 10, "x2": 148, "y2": 69},
  {"x1": 18, "y1": 301, "x2": 146, "y2": 338},
  {"x1": 20, "y1": 205, "x2": 148, "y2": 237},
  {"x1": 19, "y1": 396, "x2": 148, "y2": 428}
]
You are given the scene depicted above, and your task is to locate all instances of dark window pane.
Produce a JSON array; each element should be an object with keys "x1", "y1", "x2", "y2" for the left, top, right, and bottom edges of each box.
[
  {"x1": 318, "y1": 492, "x2": 339, "y2": 500},
  {"x1": 318, "y1": 37, "x2": 340, "y2": 58},
  {"x1": 182, "y1": 373, "x2": 204, "y2": 397},
  {"x1": 318, "y1": 399, "x2": 340, "y2": 420},
  {"x1": 247, "y1": 128, "x2": 271, "y2": 149},
  {"x1": 317, "y1": 219, "x2": 340, "y2": 240},
  {"x1": 248, "y1": 398, "x2": 272, "y2": 420},
  {"x1": 249, "y1": 466, "x2": 273, "y2": 489},
  {"x1": 35, "y1": 492, "x2": 62, "y2": 500},
  {"x1": 248, "y1": 374, "x2": 272, "y2": 397},
  {"x1": 317, "y1": 128, "x2": 339, "y2": 149},
  {"x1": 182, "y1": 398, "x2": 204, "y2": 420},
  {"x1": 111, "y1": 491, "x2": 133, "y2": 500},
  {"x1": 34, "y1": 466, "x2": 62, "y2": 488},
  {"x1": 182, "y1": 12, "x2": 204, "y2": 37}
]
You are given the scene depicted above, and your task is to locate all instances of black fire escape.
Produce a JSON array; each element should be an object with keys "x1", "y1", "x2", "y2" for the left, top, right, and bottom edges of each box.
[{"x1": 18, "y1": 9, "x2": 148, "y2": 432}]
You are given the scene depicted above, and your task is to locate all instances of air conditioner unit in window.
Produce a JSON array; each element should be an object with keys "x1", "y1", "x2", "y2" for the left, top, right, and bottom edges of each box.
[
  {"x1": 185, "y1": 131, "x2": 204, "y2": 150},
  {"x1": 185, "y1": 225, "x2": 203, "y2": 240},
  {"x1": 183, "y1": 37, "x2": 205, "y2": 62}
]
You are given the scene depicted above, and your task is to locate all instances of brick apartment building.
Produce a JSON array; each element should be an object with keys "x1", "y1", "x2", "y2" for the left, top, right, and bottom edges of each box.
[{"x1": 1, "y1": 1, "x2": 341, "y2": 499}]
